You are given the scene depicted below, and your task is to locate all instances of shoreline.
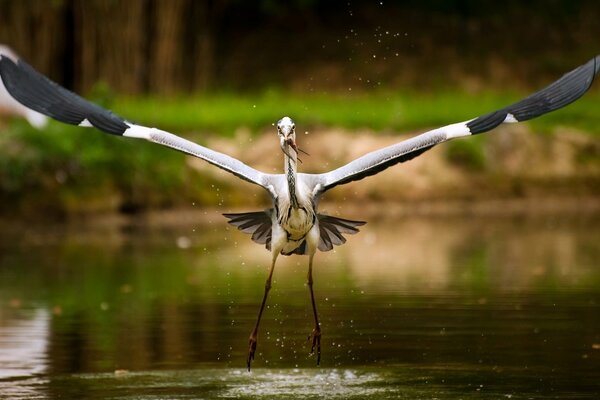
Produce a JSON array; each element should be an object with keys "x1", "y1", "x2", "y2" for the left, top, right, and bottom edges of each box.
[
  {"x1": 2, "y1": 195, "x2": 599, "y2": 229},
  {"x1": 2, "y1": 125, "x2": 599, "y2": 219}
]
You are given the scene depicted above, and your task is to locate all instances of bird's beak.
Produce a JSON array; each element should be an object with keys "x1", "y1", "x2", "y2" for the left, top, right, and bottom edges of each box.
[
  {"x1": 285, "y1": 137, "x2": 298, "y2": 153},
  {"x1": 279, "y1": 132, "x2": 298, "y2": 159}
]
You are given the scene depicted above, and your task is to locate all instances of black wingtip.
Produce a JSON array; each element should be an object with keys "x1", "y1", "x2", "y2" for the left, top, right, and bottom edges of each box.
[
  {"x1": 467, "y1": 55, "x2": 600, "y2": 135},
  {"x1": 593, "y1": 55, "x2": 600, "y2": 80},
  {"x1": 0, "y1": 54, "x2": 130, "y2": 135},
  {"x1": 0, "y1": 53, "x2": 16, "y2": 72}
]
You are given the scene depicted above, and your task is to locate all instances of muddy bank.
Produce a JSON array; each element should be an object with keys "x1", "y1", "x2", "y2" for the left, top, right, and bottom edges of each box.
[
  {"x1": 2, "y1": 125, "x2": 599, "y2": 218},
  {"x1": 192, "y1": 125, "x2": 600, "y2": 202}
]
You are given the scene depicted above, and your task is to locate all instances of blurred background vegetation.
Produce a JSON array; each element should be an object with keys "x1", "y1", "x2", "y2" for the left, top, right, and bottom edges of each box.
[{"x1": 0, "y1": 0, "x2": 599, "y2": 216}]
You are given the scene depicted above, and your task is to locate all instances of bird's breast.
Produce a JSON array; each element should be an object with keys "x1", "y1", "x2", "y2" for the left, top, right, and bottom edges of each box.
[
  {"x1": 275, "y1": 205, "x2": 317, "y2": 256},
  {"x1": 277, "y1": 198, "x2": 315, "y2": 239},
  {"x1": 285, "y1": 207, "x2": 315, "y2": 237}
]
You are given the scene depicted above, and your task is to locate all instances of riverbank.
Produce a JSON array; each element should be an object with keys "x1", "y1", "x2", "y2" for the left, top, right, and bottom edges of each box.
[
  {"x1": 1, "y1": 92, "x2": 599, "y2": 218},
  {"x1": 2, "y1": 124, "x2": 599, "y2": 218}
]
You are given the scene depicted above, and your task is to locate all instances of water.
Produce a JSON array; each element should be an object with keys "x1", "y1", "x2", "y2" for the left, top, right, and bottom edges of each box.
[{"x1": 0, "y1": 211, "x2": 599, "y2": 399}]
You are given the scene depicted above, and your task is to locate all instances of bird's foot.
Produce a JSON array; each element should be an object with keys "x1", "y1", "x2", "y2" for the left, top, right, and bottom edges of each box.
[
  {"x1": 308, "y1": 326, "x2": 321, "y2": 365},
  {"x1": 247, "y1": 332, "x2": 258, "y2": 371}
]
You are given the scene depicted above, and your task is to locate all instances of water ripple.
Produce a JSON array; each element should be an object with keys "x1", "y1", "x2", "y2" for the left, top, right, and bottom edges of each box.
[{"x1": 223, "y1": 368, "x2": 389, "y2": 399}]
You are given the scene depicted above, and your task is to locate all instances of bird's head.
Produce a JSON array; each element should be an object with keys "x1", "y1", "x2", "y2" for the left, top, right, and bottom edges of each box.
[{"x1": 277, "y1": 116, "x2": 298, "y2": 158}]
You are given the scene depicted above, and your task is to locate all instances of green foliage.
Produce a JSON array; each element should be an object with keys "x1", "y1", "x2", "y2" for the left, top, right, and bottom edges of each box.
[
  {"x1": 2, "y1": 89, "x2": 599, "y2": 214},
  {"x1": 0, "y1": 120, "x2": 194, "y2": 213},
  {"x1": 112, "y1": 90, "x2": 600, "y2": 136},
  {"x1": 445, "y1": 136, "x2": 487, "y2": 171}
]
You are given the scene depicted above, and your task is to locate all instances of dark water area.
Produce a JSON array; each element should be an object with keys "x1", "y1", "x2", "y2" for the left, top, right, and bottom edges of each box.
[{"x1": 0, "y1": 211, "x2": 599, "y2": 399}]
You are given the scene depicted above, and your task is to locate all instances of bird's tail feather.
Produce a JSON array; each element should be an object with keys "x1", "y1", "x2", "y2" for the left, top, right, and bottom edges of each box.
[{"x1": 223, "y1": 210, "x2": 366, "y2": 254}]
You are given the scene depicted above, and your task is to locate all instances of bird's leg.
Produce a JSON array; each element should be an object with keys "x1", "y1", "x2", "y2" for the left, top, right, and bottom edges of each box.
[
  {"x1": 307, "y1": 253, "x2": 321, "y2": 365},
  {"x1": 247, "y1": 252, "x2": 278, "y2": 371}
]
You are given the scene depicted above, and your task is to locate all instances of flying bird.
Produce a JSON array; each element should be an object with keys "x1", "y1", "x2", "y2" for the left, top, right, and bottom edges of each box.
[
  {"x1": 0, "y1": 52, "x2": 598, "y2": 370},
  {"x1": 0, "y1": 46, "x2": 47, "y2": 129}
]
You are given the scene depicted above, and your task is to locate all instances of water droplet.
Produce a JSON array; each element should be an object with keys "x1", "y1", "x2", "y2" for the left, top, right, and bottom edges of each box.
[{"x1": 177, "y1": 236, "x2": 191, "y2": 249}]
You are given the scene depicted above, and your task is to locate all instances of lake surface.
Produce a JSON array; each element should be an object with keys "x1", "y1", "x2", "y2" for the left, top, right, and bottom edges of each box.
[{"x1": 0, "y1": 210, "x2": 599, "y2": 399}]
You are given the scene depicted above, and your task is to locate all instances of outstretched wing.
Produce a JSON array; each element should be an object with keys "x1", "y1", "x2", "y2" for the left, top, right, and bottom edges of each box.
[
  {"x1": 317, "y1": 214, "x2": 365, "y2": 252},
  {"x1": 314, "y1": 55, "x2": 600, "y2": 193},
  {"x1": 223, "y1": 210, "x2": 274, "y2": 249},
  {"x1": 0, "y1": 55, "x2": 269, "y2": 188},
  {"x1": 0, "y1": 45, "x2": 48, "y2": 128}
]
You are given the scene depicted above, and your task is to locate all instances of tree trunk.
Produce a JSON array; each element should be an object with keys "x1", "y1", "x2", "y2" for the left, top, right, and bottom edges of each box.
[{"x1": 149, "y1": 0, "x2": 187, "y2": 95}]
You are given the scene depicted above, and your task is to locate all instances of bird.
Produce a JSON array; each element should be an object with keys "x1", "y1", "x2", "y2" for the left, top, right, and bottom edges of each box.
[
  {"x1": 0, "y1": 52, "x2": 598, "y2": 370},
  {"x1": 0, "y1": 46, "x2": 47, "y2": 129}
]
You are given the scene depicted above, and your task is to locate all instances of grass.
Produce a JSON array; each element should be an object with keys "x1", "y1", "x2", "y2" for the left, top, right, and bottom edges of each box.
[
  {"x1": 2, "y1": 89, "x2": 600, "y2": 215},
  {"x1": 111, "y1": 89, "x2": 600, "y2": 135}
]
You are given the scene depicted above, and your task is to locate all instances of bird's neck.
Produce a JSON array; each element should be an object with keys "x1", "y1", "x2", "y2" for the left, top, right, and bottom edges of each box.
[{"x1": 284, "y1": 150, "x2": 299, "y2": 209}]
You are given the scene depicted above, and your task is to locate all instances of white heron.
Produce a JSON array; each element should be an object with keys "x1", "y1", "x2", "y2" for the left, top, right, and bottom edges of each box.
[
  {"x1": 0, "y1": 53, "x2": 598, "y2": 370},
  {"x1": 0, "y1": 46, "x2": 47, "y2": 129}
]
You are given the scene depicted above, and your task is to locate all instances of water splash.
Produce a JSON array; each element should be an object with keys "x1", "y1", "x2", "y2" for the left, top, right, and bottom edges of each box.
[{"x1": 224, "y1": 368, "x2": 389, "y2": 398}]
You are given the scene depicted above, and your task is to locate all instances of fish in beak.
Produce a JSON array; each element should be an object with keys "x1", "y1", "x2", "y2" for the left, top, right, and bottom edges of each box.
[
  {"x1": 279, "y1": 135, "x2": 297, "y2": 160},
  {"x1": 277, "y1": 116, "x2": 309, "y2": 161},
  {"x1": 277, "y1": 116, "x2": 298, "y2": 159}
]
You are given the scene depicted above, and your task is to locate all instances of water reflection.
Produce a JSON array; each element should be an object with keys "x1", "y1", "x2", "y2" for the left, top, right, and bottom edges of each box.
[
  {"x1": 0, "y1": 309, "x2": 49, "y2": 379},
  {"x1": 0, "y1": 212, "x2": 599, "y2": 398},
  {"x1": 0, "y1": 309, "x2": 49, "y2": 399}
]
